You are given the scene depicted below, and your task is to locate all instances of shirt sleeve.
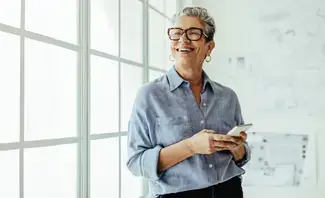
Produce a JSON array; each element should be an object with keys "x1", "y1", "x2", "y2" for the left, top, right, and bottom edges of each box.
[
  {"x1": 234, "y1": 142, "x2": 251, "y2": 167},
  {"x1": 233, "y1": 92, "x2": 251, "y2": 167},
  {"x1": 126, "y1": 86, "x2": 163, "y2": 181}
]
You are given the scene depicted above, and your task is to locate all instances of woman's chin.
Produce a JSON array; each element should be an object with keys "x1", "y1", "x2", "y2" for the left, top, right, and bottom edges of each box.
[{"x1": 176, "y1": 57, "x2": 195, "y2": 65}]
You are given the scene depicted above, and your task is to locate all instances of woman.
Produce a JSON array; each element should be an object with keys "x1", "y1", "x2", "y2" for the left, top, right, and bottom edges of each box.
[{"x1": 126, "y1": 7, "x2": 251, "y2": 198}]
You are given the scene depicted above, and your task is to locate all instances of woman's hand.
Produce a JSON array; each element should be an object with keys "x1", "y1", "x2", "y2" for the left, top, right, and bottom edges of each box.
[
  {"x1": 228, "y1": 132, "x2": 248, "y2": 161},
  {"x1": 188, "y1": 129, "x2": 241, "y2": 155},
  {"x1": 231, "y1": 131, "x2": 247, "y2": 147}
]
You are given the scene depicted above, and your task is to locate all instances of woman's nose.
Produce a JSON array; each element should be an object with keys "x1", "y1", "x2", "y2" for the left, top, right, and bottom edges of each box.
[{"x1": 179, "y1": 33, "x2": 190, "y2": 43}]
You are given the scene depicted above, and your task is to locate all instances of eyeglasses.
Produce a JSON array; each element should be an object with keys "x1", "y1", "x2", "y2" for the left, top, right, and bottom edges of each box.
[{"x1": 167, "y1": 27, "x2": 208, "y2": 41}]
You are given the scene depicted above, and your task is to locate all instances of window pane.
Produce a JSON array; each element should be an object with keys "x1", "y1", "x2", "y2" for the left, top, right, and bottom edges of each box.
[
  {"x1": 90, "y1": 56, "x2": 119, "y2": 134},
  {"x1": 0, "y1": 32, "x2": 20, "y2": 143},
  {"x1": 149, "y1": 0, "x2": 176, "y2": 18},
  {"x1": 0, "y1": 150, "x2": 19, "y2": 198},
  {"x1": 91, "y1": 138, "x2": 119, "y2": 198},
  {"x1": 24, "y1": 39, "x2": 77, "y2": 141},
  {"x1": 121, "y1": 64, "x2": 142, "y2": 132},
  {"x1": 91, "y1": 0, "x2": 118, "y2": 55},
  {"x1": 164, "y1": 0, "x2": 177, "y2": 18},
  {"x1": 24, "y1": 144, "x2": 77, "y2": 198},
  {"x1": 149, "y1": 9, "x2": 172, "y2": 69},
  {"x1": 164, "y1": 19, "x2": 173, "y2": 68},
  {"x1": 25, "y1": 0, "x2": 77, "y2": 44},
  {"x1": 0, "y1": 0, "x2": 20, "y2": 27},
  {"x1": 121, "y1": 0, "x2": 143, "y2": 63},
  {"x1": 149, "y1": 69, "x2": 165, "y2": 82},
  {"x1": 121, "y1": 136, "x2": 142, "y2": 198},
  {"x1": 148, "y1": 0, "x2": 163, "y2": 12}
]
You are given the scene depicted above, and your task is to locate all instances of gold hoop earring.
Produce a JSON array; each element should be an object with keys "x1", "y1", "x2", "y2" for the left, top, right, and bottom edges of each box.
[
  {"x1": 169, "y1": 54, "x2": 175, "y2": 62},
  {"x1": 205, "y1": 55, "x2": 211, "y2": 62}
]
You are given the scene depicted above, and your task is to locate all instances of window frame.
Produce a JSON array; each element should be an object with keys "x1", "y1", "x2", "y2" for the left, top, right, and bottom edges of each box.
[{"x1": 0, "y1": 0, "x2": 178, "y2": 197}]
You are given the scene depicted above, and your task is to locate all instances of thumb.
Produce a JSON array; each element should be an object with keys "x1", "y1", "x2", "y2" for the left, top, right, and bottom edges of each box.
[
  {"x1": 204, "y1": 129, "x2": 216, "y2": 134},
  {"x1": 240, "y1": 131, "x2": 247, "y2": 141}
]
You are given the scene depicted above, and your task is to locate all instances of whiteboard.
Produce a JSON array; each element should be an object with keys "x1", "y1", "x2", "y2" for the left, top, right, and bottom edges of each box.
[{"x1": 242, "y1": 131, "x2": 317, "y2": 187}]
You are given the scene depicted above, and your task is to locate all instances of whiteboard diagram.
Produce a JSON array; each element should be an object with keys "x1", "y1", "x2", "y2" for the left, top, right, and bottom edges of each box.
[{"x1": 242, "y1": 132, "x2": 315, "y2": 187}]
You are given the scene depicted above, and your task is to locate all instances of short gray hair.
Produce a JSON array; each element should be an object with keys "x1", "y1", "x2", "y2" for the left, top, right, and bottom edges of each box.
[{"x1": 171, "y1": 7, "x2": 216, "y2": 42}]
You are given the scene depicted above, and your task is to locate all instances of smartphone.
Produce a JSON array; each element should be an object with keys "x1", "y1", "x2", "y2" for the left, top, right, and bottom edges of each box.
[{"x1": 227, "y1": 123, "x2": 253, "y2": 136}]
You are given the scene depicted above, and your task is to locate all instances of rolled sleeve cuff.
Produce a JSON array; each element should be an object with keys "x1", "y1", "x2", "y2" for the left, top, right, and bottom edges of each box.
[
  {"x1": 235, "y1": 142, "x2": 251, "y2": 167},
  {"x1": 141, "y1": 145, "x2": 163, "y2": 180}
]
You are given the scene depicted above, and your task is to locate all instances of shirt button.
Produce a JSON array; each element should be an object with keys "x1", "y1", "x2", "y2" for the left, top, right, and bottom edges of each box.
[
  {"x1": 200, "y1": 120, "x2": 204, "y2": 124},
  {"x1": 203, "y1": 103, "x2": 206, "y2": 107},
  {"x1": 209, "y1": 164, "x2": 213, "y2": 168}
]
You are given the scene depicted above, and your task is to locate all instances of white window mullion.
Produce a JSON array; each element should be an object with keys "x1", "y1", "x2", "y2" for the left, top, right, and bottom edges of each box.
[
  {"x1": 19, "y1": 0, "x2": 25, "y2": 197},
  {"x1": 118, "y1": 0, "x2": 122, "y2": 197},
  {"x1": 78, "y1": 0, "x2": 91, "y2": 198},
  {"x1": 141, "y1": 0, "x2": 149, "y2": 197}
]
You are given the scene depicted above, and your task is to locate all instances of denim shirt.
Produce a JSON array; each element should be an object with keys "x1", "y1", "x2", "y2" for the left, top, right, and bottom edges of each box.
[{"x1": 126, "y1": 66, "x2": 251, "y2": 197}]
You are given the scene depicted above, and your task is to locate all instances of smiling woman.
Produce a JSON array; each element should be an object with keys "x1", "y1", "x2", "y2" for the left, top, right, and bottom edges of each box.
[{"x1": 126, "y1": 6, "x2": 251, "y2": 198}]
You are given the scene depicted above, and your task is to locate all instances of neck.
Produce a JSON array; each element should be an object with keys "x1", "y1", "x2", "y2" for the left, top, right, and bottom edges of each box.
[{"x1": 174, "y1": 63, "x2": 203, "y2": 87}]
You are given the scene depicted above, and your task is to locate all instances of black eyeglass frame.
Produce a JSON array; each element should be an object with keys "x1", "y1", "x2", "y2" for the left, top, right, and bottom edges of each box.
[{"x1": 167, "y1": 27, "x2": 209, "y2": 41}]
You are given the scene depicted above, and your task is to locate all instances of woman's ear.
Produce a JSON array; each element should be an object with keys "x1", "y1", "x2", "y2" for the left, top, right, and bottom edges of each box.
[
  {"x1": 170, "y1": 46, "x2": 175, "y2": 56},
  {"x1": 209, "y1": 41, "x2": 215, "y2": 53}
]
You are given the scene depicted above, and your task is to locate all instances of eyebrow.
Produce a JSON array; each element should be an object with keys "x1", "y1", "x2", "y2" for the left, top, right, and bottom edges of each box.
[{"x1": 172, "y1": 27, "x2": 203, "y2": 29}]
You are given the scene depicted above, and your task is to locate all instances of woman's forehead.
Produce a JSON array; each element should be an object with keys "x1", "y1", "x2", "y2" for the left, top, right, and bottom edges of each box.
[{"x1": 174, "y1": 16, "x2": 204, "y2": 29}]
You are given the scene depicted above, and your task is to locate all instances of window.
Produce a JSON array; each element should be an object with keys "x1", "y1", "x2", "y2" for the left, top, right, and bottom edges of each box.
[
  {"x1": 0, "y1": 150, "x2": 19, "y2": 198},
  {"x1": 24, "y1": 39, "x2": 77, "y2": 141},
  {"x1": 0, "y1": 32, "x2": 20, "y2": 143},
  {"x1": 90, "y1": 56, "x2": 119, "y2": 134},
  {"x1": 149, "y1": 9, "x2": 169, "y2": 69},
  {"x1": 0, "y1": 0, "x2": 20, "y2": 28},
  {"x1": 149, "y1": 0, "x2": 177, "y2": 18},
  {"x1": 24, "y1": 145, "x2": 77, "y2": 198},
  {"x1": 90, "y1": 138, "x2": 119, "y2": 198},
  {"x1": 0, "y1": 0, "x2": 177, "y2": 198},
  {"x1": 25, "y1": 0, "x2": 77, "y2": 44},
  {"x1": 121, "y1": 63, "x2": 143, "y2": 132},
  {"x1": 121, "y1": 0, "x2": 143, "y2": 63},
  {"x1": 148, "y1": 6, "x2": 174, "y2": 70},
  {"x1": 149, "y1": 69, "x2": 166, "y2": 82},
  {"x1": 91, "y1": 0, "x2": 119, "y2": 55}
]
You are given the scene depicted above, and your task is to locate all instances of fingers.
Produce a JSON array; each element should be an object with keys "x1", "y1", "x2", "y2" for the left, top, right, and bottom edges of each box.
[
  {"x1": 231, "y1": 136, "x2": 245, "y2": 144},
  {"x1": 203, "y1": 130, "x2": 247, "y2": 142},
  {"x1": 212, "y1": 144, "x2": 236, "y2": 152},
  {"x1": 202, "y1": 129, "x2": 216, "y2": 134},
  {"x1": 209, "y1": 142, "x2": 229, "y2": 152},
  {"x1": 211, "y1": 134, "x2": 241, "y2": 144},
  {"x1": 214, "y1": 147, "x2": 229, "y2": 151},
  {"x1": 212, "y1": 140, "x2": 238, "y2": 148},
  {"x1": 208, "y1": 138, "x2": 237, "y2": 153},
  {"x1": 202, "y1": 130, "x2": 248, "y2": 154}
]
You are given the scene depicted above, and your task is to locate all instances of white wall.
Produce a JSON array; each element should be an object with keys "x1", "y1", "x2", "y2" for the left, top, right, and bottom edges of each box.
[
  {"x1": 181, "y1": 0, "x2": 325, "y2": 197},
  {"x1": 179, "y1": 0, "x2": 194, "y2": 8}
]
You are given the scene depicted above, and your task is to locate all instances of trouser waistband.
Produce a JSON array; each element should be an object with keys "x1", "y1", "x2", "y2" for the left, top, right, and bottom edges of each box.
[{"x1": 158, "y1": 176, "x2": 243, "y2": 198}]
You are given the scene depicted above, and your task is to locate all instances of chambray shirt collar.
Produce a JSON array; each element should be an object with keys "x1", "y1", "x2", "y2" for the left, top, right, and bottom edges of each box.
[{"x1": 166, "y1": 65, "x2": 214, "y2": 93}]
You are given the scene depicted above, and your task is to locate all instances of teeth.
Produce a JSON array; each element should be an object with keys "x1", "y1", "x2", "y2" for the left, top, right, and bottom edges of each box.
[{"x1": 179, "y1": 48, "x2": 192, "y2": 52}]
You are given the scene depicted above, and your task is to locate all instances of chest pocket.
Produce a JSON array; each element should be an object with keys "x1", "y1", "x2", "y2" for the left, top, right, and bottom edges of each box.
[
  {"x1": 155, "y1": 116, "x2": 193, "y2": 147},
  {"x1": 219, "y1": 117, "x2": 236, "y2": 133},
  {"x1": 207, "y1": 116, "x2": 236, "y2": 135}
]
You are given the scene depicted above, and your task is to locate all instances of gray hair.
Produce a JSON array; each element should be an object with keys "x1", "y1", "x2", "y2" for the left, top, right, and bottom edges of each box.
[{"x1": 171, "y1": 7, "x2": 216, "y2": 42}]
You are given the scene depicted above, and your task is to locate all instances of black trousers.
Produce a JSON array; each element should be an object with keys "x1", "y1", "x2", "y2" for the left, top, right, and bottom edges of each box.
[{"x1": 158, "y1": 176, "x2": 243, "y2": 198}]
